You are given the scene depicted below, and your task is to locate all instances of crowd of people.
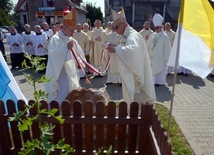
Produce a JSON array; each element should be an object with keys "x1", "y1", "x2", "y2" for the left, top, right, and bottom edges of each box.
[{"x1": 0, "y1": 7, "x2": 196, "y2": 107}]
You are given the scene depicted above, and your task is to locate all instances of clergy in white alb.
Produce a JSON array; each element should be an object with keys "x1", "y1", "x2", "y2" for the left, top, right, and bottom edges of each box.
[
  {"x1": 104, "y1": 21, "x2": 112, "y2": 34},
  {"x1": 32, "y1": 25, "x2": 48, "y2": 73},
  {"x1": 91, "y1": 20, "x2": 106, "y2": 76},
  {"x1": 73, "y1": 23, "x2": 90, "y2": 78},
  {"x1": 6, "y1": 26, "x2": 24, "y2": 69},
  {"x1": 83, "y1": 23, "x2": 92, "y2": 63},
  {"x1": 22, "y1": 24, "x2": 35, "y2": 61},
  {"x1": 103, "y1": 24, "x2": 121, "y2": 84},
  {"x1": 41, "y1": 22, "x2": 53, "y2": 40},
  {"x1": 139, "y1": 21, "x2": 153, "y2": 44},
  {"x1": 164, "y1": 22, "x2": 175, "y2": 47},
  {"x1": 45, "y1": 23, "x2": 59, "y2": 50},
  {"x1": 32, "y1": 25, "x2": 48, "y2": 57},
  {"x1": 73, "y1": 23, "x2": 90, "y2": 54},
  {"x1": 164, "y1": 22, "x2": 175, "y2": 74}
]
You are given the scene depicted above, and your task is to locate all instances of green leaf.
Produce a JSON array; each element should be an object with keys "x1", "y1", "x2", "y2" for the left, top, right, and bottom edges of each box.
[
  {"x1": 94, "y1": 147, "x2": 103, "y2": 155},
  {"x1": 8, "y1": 117, "x2": 16, "y2": 121},
  {"x1": 18, "y1": 122, "x2": 29, "y2": 131},
  {"x1": 55, "y1": 115, "x2": 64, "y2": 124},
  {"x1": 24, "y1": 53, "x2": 32, "y2": 61},
  {"x1": 10, "y1": 52, "x2": 76, "y2": 155},
  {"x1": 106, "y1": 145, "x2": 113, "y2": 155},
  {"x1": 54, "y1": 139, "x2": 74, "y2": 154},
  {"x1": 18, "y1": 117, "x2": 36, "y2": 131}
]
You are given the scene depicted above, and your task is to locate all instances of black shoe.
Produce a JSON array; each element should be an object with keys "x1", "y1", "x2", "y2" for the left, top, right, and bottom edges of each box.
[
  {"x1": 154, "y1": 84, "x2": 160, "y2": 87},
  {"x1": 86, "y1": 71, "x2": 92, "y2": 75},
  {"x1": 106, "y1": 82, "x2": 113, "y2": 85},
  {"x1": 98, "y1": 74, "x2": 105, "y2": 78},
  {"x1": 209, "y1": 74, "x2": 214, "y2": 77},
  {"x1": 177, "y1": 72, "x2": 183, "y2": 75}
]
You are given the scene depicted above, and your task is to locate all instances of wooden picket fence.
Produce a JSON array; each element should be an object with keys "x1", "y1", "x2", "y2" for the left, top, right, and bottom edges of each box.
[{"x1": 0, "y1": 100, "x2": 173, "y2": 155}]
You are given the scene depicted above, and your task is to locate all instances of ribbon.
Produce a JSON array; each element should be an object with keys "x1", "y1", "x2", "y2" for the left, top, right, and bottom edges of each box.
[
  {"x1": 97, "y1": 49, "x2": 105, "y2": 71},
  {"x1": 70, "y1": 48, "x2": 91, "y2": 86},
  {"x1": 70, "y1": 48, "x2": 112, "y2": 85}
]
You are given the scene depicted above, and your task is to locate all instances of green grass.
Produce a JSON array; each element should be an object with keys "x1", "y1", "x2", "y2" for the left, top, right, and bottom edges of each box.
[{"x1": 155, "y1": 103, "x2": 194, "y2": 155}]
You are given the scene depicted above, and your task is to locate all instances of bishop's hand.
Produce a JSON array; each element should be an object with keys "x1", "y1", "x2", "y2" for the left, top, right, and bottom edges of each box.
[
  {"x1": 106, "y1": 44, "x2": 116, "y2": 53},
  {"x1": 67, "y1": 41, "x2": 74, "y2": 50}
]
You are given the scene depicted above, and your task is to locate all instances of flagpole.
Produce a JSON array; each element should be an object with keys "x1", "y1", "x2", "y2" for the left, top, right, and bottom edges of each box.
[
  {"x1": 167, "y1": 0, "x2": 184, "y2": 139},
  {"x1": 167, "y1": 23, "x2": 182, "y2": 139}
]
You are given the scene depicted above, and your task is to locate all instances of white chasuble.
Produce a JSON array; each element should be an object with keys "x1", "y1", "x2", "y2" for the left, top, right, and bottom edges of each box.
[
  {"x1": 45, "y1": 31, "x2": 83, "y2": 104},
  {"x1": 147, "y1": 31, "x2": 171, "y2": 75},
  {"x1": 115, "y1": 26, "x2": 156, "y2": 105}
]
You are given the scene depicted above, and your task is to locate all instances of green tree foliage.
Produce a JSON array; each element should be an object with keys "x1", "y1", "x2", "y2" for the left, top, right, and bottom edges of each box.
[
  {"x1": 83, "y1": 2, "x2": 104, "y2": 29},
  {"x1": 9, "y1": 54, "x2": 113, "y2": 155},
  {"x1": 0, "y1": 0, "x2": 14, "y2": 15},
  {"x1": 0, "y1": 8, "x2": 15, "y2": 26},
  {"x1": 0, "y1": 0, "x2": 16, "y2": 26},
  {"x1": 10, "y1": 11, "x2": 20, "y2": 25},
  {"x1": 9, "y1": 54, "x2": 74, "y2": 155}
]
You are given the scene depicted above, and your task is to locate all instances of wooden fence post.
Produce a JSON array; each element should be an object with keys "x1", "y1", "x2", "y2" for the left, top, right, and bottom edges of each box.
[{"x1": 0, "y1": 100, "x2": 12, "y2": 155}]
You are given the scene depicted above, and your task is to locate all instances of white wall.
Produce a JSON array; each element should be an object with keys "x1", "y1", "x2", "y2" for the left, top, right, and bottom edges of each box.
[{"x1": 76, "y1": 11, "x2": 86, "y2": 25}]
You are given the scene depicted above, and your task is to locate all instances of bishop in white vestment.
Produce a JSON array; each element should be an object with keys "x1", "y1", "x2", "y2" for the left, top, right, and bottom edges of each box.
[
  {"x1": 45, "y1": 8, "x2": 85, "y2": 104},
  {"x1": 147, "y1": 14, "x2": 171, "y2": 86},
  {"x1": 107, "y1": 8, "x2": 156, "y2": 108}
]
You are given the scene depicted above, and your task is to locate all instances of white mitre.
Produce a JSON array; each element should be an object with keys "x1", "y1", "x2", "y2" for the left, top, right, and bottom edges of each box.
[
  {"x1": 153, "y1": 13, "x2": 163, "y2": 27},
  {"x1": 111, "y1": 7, "x2": 126, "y2": 26}
]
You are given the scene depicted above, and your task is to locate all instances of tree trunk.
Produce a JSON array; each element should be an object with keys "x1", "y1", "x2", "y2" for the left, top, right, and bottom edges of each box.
[{"x1": 26, "y1": 0, "x2": 37, "y2": 29}]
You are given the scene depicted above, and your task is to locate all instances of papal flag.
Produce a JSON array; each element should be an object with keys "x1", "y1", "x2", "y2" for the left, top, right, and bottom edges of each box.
[
  {"x1": 168, "y1": 0, "x2": 214, "y2": 78},
  {"x1": 0, "y1": 53, "x2": 27, "y2": 105}
]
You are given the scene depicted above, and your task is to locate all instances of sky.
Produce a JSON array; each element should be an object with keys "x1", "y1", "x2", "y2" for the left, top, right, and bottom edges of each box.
[{"x1": 12, "y1": 0, "x2": 104, "y2": 14}]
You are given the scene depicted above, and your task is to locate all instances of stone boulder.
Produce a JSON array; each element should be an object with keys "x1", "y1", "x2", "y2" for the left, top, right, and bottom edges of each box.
[{"x1": 65, "y1": 87, "x2": 110, "y2": 113}]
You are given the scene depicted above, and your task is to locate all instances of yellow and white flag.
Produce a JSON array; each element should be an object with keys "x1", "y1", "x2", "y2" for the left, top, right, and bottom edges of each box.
[{"x1": 168, "y1": 0, "x2": 214, "y2": 78}]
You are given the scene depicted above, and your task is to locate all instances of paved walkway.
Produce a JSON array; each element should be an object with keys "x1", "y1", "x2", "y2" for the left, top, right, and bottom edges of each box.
[
  {"x1": 11, "y1": 69, "x2": 214, "y2": 155},
  {"x1": 4, "y1": 42, "x2": 214, "y2": 155},
  {"x1": 158, "y1": 74, "x2": 214, "y2": 155}
]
